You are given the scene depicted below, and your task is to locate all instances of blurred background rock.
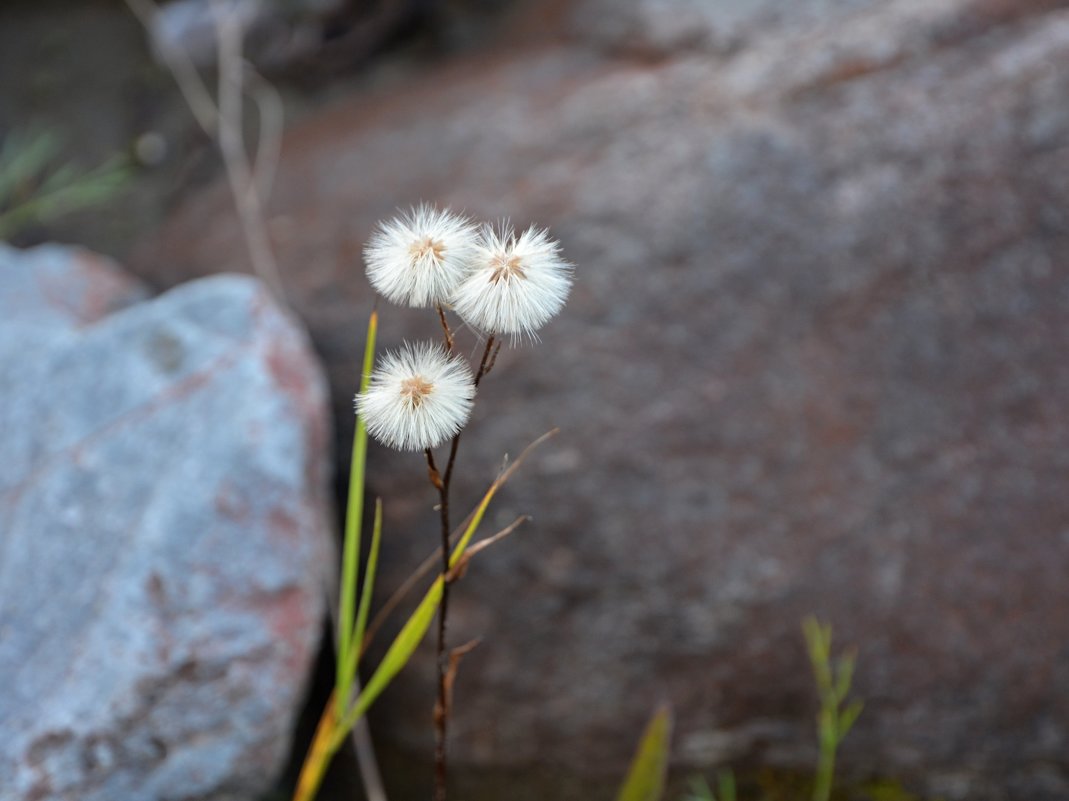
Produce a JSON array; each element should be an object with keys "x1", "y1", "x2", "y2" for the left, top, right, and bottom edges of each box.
[{"x1": 2, "y1": 1, "x2": 1068, "y2": 800}]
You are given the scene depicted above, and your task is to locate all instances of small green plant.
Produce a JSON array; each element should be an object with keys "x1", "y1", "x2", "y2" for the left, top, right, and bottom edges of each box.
[
  {"x1": 619, "y1": 618, "x2": 862, "y2": 801},
  {"x1": 0, "y1": 128, "x2": 130, "y2": 240},
  {"x1": 683, "y1": 772, "x2": 737, "y2": 801},
  {"x1": 803, "y1": 617, "x2": 863, "y2": 801}
]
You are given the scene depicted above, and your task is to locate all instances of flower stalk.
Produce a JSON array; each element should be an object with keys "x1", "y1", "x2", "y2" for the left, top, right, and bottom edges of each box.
[{"x1": 349, "y1": 205, "x2": 571, "y2": 801}]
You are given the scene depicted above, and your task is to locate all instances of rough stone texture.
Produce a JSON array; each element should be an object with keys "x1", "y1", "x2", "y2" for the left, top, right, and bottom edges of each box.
[
  {"x1": 0, "y1": 243, "x2": 149, "y2": 331},
  {"x1": 131, "y1": 1, "x2": 1069, "y2": 798},
  {"x1": 0, "y1": 249, "x2": 334, "y2": 801}
]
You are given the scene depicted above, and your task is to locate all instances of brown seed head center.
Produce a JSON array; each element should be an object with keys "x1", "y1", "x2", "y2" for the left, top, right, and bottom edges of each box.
[
  {"x1": 489, "y1": 253, "x2": 526, "y2": 283},
  {"x1": 400, "y1": 375, "x2": 434, "y2": 406},
  {"x1": 410, "y1": 237, "x2": 445, "y2": 264}
]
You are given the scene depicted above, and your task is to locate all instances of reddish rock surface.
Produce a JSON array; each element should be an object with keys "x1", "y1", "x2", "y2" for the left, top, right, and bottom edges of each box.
[
  {"x1": 0, "y1": 250, "x2": 334, "y2": 801},
  {"x1": 130, "y1": 1, "x2": 1069, "y2": 798},
  {"x1": 0, "y1": 243, "x2": 148, "y2": 330}
]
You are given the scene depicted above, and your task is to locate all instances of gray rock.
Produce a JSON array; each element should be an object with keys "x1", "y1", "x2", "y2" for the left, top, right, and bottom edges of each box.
[
  {"x1": 0, "y1": 243, "x2": 148, "y2": 333},
  {"x1": 0, "y1": 251, "x2": 333, "y2": 801},
  {"x1": 570, "y1": 0, "x2": 884, "y2": 56},
  {"x1": 150, "y1": 0, "x2": 343, "y2": 70},
  {"x1": 130, "y1": 1, "x2": 1069, "y2": 798}
]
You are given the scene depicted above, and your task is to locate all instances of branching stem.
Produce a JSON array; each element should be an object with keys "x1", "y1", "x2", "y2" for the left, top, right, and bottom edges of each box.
[{"x1": 429, "y1": 331, "x2": 497, "y2": 801}]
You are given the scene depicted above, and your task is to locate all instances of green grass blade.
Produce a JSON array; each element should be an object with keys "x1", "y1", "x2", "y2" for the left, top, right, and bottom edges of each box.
[
  {"x1": 334, "y1": 574, "x2": 445, "y2": 748},
  {"x1": 333, "y1": 458, "x2": 518, "y2": 744},
  {"x1": 448, "y1": 471, "x2": 503, "y2": 568},
  {"x1": 803, "y1": 616, "x2": 833, "y2": 694},
  {"x1": 333, "y1": 453, "x2": 520, "y2": 723},
  {"x1": 834, "y1": 651, "x2": 856, "y2": 703},
  {"x1": 330, "y1": 430, "x2": 558, "y2": 749},
  {"x1": 839, "y1": 700, "x2": 863, "y2": 739},
  {"x1": 336, "y1": 309, "x2": 378, "y2": 717},
  {"x1": 616, "y1": 705, "x2": 673, "y2": 801},
  {"x1": 352, "y1": 497, "x2": 383, "y2": 661}
]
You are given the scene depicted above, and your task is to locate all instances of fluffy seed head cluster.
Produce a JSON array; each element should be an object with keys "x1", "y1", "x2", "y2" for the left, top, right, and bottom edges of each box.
[
  {"x1": 451, "y1": 225, "x2": 573, "y2": 339},
  {"x1": 365, "y1": 206, "x2": 572, "y2": 337},
  {"x1": 364, "y1": 204, "x2": 479, "y2": 308},
  {"x1": 355, "y1": 343, "x2": 476, "y2": 452},
  {"x1": 358, "y1": 207, "x2": 572, "y2": 450}
]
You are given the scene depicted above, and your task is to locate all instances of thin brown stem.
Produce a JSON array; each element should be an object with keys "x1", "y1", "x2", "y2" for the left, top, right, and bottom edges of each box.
[
  {"x1": 425, "y1": 448, "x2": 444, "y2": 491},
  {"x1": 441, "y1": 335, "x2": 496, "y2": 491},
  {"x1": 474, "y1": 335, "x2": 497, "y2": 387},
  {"x1": 429, "y1": 332, "x2": 499, "y2": 801},
  {"x1": 436, "y1": 304, "x2": 454, "y2": 352},
  {"x1": 442, "y1": 432, "x2": 462, "y2": 493},
  {"x1": 426, "y1": 447, "x2": 451, "y2": 801},
  {"x1": 485, "y1": 339, "x2": 503, "y2": 377}
]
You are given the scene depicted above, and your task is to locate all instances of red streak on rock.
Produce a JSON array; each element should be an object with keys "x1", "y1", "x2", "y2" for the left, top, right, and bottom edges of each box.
[
  {"x1": 266, "y1": 587, "x2": 314, "y2": 682},
  {"x1": 268, "y1": 505, "x2": 301, "y2": 543}
]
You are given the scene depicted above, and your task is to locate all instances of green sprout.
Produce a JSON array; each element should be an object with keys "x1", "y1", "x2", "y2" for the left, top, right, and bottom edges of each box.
[
  {"x1": 683, "y1": 771, "x2": 737, "y2": 801},
  {"x1": 803, "y1": 617, "x2": 863, "y2": 801}
]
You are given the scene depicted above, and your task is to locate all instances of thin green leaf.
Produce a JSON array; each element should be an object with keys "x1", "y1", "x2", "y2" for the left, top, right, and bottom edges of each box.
[
  {"x1": 834, "y1": 651, "x2": 856, "y2": 704},
  {"x1": 357, "y1": 431, "x2": 556, "y2": 657},
  {"x1": 446, "y1": 434, "x2": 555, "y2": 570},
  {"x1": 333, "y1": 574, "x2": 445, "y2": 748},
  {"x1": 615, "y1": 705, "x2": 673, "y2": 801},
  {"x1": 335, "y1": 464, "x2": 508, "y2": 738},
  {"x1": 838, "y1": 700, "x2": 863, "y2": 739},
  {"x1": 352, "y1": 497, "x2": 383, "y2": 663},
  {"x1": 448, "y1": 490, "x2": 492, "y2": 568},
  {"x1": 335, "y1": 309, "x2": 377, "y2": 717},
  {"x1": 803, "y1": 616, "x2": 833, "y2": 694},
  {"x1": 332, "y1": 429, "x2": 558, "y2": 748}
]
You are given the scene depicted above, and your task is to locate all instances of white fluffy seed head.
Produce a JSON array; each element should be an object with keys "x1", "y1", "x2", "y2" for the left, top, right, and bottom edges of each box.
[
  {"x1": 451, "y1": 224, "x2": 573, "y2": 340},
  {"x1": 355, "y1": 343, "x2": 476, "y2": 452},
  {"x1": 364, "y1": 204, "x2": 479, "y2": 308}
]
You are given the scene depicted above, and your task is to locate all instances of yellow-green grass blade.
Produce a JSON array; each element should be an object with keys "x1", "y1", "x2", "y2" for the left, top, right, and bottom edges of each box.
[
  {"x1": 352, "y1": 498, "x2": 383, "y2": 666},
  {"x1": 333, "y1": 429, "x2": 559, "y2": 747},
  {"x1": 616, "y1": 705, "x2": 673, "y2": 801},
  {"x1": 336, "y1": 309, "x2": 377, "y2": 717},
  {"x1": 333, "y1": 574, "x2": 444, "y2": 750}
]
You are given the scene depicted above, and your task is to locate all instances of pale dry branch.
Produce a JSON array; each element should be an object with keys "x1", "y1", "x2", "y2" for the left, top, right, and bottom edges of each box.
[
  {"x1": 212, "y1": 0, "x2": 283, "y2": 294},
  {"x1": 122, "y1": 0, "x2": 219, "y2": 135},
  {"x1": 447, "y1": 515, "x2": 528, "y2": 582},
  {"x1": 122, "y1": 0, "x2": 284, "y2": 297}
]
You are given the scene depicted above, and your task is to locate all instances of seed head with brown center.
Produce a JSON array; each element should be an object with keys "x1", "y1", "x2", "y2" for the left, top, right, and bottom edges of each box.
[
  {"x1": 400, "y1": 375, "x2": 434, "y2": 407},
  {"x1": 355, "y1": 343, "x2": 476, "y2": 451},
  {"x1": 365, "y1": 205, "x2": 479, "y2": 308},
  {"x1": 409, "y1": 236, "x2": 446, "y2": 266},
  {"x1": 452, "y1": 224, "x2": 573, "y2": 339}
]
